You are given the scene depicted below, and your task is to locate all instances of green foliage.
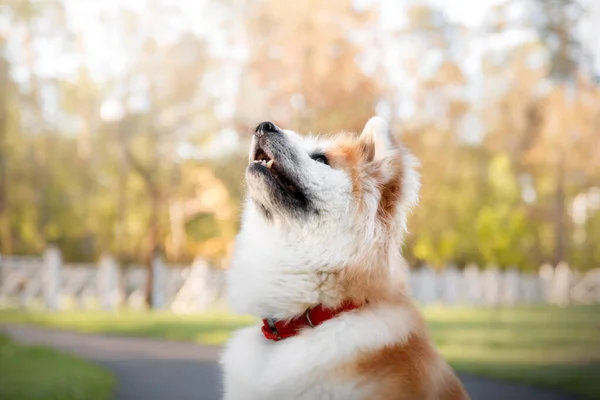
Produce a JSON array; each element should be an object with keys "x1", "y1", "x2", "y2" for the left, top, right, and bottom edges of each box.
[
  {"x1": 474, "y1": 205, "x2": 530, "y2": 268},
  {"x1": 187, "y1": 213, "x2": 220, "y2": 242},
  {"x1": 0, "y1": 0, "x2": 599, "y2": 270}
]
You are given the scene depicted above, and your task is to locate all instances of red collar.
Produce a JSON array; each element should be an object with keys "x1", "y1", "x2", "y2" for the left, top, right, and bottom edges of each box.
[{"x1": 261, "y1": 300, "x2": 361, "y2": 341}]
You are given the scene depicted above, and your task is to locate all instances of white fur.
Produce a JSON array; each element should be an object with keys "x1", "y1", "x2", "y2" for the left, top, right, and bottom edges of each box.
[
  {"x1": 220, "y1": 304, "x2": 415, "y2": 400},
  {"x1": 221, "y1": 117, "x2": 421, "y2": 400}
]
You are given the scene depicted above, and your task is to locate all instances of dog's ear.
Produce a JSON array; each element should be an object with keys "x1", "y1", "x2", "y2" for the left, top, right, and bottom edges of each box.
[
  {"x1": 360, "y1": 117, "x2": 420, "y2": 234},
  {"x1": 359, "y1": 116, "x2": 397, "y2": 162}
]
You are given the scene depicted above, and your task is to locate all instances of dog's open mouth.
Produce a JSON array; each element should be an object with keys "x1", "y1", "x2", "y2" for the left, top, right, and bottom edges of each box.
[{"x1": 250, "y1": 146, "x2": 300, "y2": 196}]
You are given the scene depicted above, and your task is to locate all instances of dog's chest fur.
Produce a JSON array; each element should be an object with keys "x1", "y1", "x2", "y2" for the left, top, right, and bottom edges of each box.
[{"x1": 220, "y1": 304, "x2": 416, "y2": 400}]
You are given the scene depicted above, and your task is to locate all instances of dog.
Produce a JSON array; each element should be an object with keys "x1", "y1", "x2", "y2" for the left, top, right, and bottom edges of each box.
[{"x1": 220, "y1": 117, "x2": 469, "y2": 400}]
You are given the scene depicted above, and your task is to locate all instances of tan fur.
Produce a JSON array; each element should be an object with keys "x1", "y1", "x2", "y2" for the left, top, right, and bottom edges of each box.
[
  {"x1": 376, "y1": 157, "x2": 404, "y2": 224},
  {"x1": 323, "y1": 130, "x2": 467, "y2": 400},
  {"x1": 325, "y1": 134, "x2": 405, "y2": 227},
  {"x1": 325, "y1": 139, "x2": 369, "y2": 201},
  {"x1": 315, "y1": 262, "x2": 399, "y2": 308},
  {"x1": 346, "y1": 307, "x2": 469, "y2": 400}
]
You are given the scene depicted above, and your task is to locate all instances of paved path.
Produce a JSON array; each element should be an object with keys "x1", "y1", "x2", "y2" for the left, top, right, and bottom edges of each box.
[{"x1": 3, "y1": 325, "x2": 581, "y2": 400}]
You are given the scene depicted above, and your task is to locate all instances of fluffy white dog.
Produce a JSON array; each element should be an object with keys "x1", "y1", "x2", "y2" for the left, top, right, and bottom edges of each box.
[{"x1": 220, "y1": 117, "x2": 468, "y2": 400}]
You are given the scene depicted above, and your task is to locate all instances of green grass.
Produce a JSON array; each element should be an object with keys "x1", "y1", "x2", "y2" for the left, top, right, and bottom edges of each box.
[
  {"x1": 422, "y1": 306, "x2": 600, "y2": 399},
  {"x1": 0, "y1": 309, "x2": 255, "y2": 345},
  {"x1": 0, "y1": 334, "x2": 115, "y2": 400},
  {"x1": 1, "y1": 306, "x2": 599, "y2": 399}
]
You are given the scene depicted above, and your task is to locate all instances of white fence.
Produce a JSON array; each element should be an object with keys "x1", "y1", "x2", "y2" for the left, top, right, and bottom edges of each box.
[
  {"x1": 410, "y1": 263, "x2": 600, "y2": 307},
  {"x1": 1, "y1": 247, "x2": 599, "y2": 311},
  {"x1": 0, "y1": 246, "x2": 226, "y2": 312}
]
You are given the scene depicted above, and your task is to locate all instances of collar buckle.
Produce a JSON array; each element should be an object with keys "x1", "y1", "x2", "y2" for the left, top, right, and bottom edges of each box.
[
  {"x1": 264, "y1": 318, "x2": 280, "y2": 339},
  {"x1": 304, "y1": 306, "x2": 315, "y2": 327}
]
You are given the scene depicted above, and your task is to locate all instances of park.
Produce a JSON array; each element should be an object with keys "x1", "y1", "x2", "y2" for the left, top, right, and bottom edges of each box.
[{"x1": 1, "y1": 0, "x2": 600, "y2": 399}]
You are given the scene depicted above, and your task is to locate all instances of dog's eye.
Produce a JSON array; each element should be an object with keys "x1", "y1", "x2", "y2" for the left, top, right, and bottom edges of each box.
[{"x1": 311, "y1": 154, "x2": 329, "y2": 165}]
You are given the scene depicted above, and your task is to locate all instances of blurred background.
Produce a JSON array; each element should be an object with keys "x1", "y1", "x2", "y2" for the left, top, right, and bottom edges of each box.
[
  {"x1": 2, "y1": 0, "x2": 600, "y2": 274},
  {"x1": 1, "y1": 1, "x2": 600, "y2": 399}
]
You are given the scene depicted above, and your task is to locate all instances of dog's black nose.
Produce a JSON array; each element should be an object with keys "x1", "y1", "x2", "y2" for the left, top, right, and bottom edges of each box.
[{"x1": 255, "y1": 121, "x2": 280, "y2": 137}]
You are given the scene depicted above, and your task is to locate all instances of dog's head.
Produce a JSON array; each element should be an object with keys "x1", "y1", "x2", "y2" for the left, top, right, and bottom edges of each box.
[{"x1": 228, "y1": 117, "x2": 419, "y2": 319}]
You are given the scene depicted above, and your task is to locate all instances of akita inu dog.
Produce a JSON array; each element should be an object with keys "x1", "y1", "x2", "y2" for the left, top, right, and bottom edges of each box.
[{"x1": 220, "y1": 117, "x2": 468, "y2": 400}]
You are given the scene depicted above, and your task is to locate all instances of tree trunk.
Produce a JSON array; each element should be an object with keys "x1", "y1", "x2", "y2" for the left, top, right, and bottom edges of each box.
[
  {"x1": 0, "y1": 53, "x2": 9, "y2": 252},
  {"x1": 144, "y1": 187, "x2": 161, "y2": 306},
  {"x1": 121, "y1": 133, "x2": 160, "y2": 307},
  {"x1": 553, "y1": 152, "x2": 567, "y2": 265}
]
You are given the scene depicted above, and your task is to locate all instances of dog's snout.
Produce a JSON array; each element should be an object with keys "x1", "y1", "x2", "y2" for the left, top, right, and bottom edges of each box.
[{"x1": 255, "y1": 121, "x2": 280, "y2": 137}]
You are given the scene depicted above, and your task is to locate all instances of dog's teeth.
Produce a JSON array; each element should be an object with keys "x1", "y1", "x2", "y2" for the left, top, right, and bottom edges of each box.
[{"x1": 266, "y1": 160, "x2": 274, "y2": 169}]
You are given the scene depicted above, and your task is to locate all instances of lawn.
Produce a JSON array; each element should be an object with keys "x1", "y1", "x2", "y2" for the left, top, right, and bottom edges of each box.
[
  {"x1": 423, "y1": 306, "x2": 600, "y2": 400},
  {"x1": 1, "y1": 305, "x2": 599, "y2": 399},
  {"x1": 0, "y1": 309, "x2": 255, "y2": 345},
  {"x1": 0, "y1": 334, "x2": 115, "y2": 400}
]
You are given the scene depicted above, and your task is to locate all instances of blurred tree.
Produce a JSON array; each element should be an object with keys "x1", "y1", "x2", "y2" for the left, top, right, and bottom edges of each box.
[
  {"x1": 238, "y1": 0, "x2": 380, "y2": 134},
  {"x1": 529, "y1": 0, "x2": 599, "y2": 266},
  {"x1": 480, "y1": 0, "x2": 600, "y2": 269},
  {"x1": 0, "y1": 0, "x2": 598, "y2": 275},
  {"x1": 0, "y1": 39, "x2": 9, "y2": 252},
  {"x1": 382, "y1": 3, "x2": 485, "y2": 268},
  {"x1": 0, "y1": 0, "x2": 244, "y2": 300}
]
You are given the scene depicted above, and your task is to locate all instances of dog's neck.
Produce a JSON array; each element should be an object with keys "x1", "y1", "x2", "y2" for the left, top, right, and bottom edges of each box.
[{"x1": 227, "y1": 203, "x2": 409, "y2": 320}]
